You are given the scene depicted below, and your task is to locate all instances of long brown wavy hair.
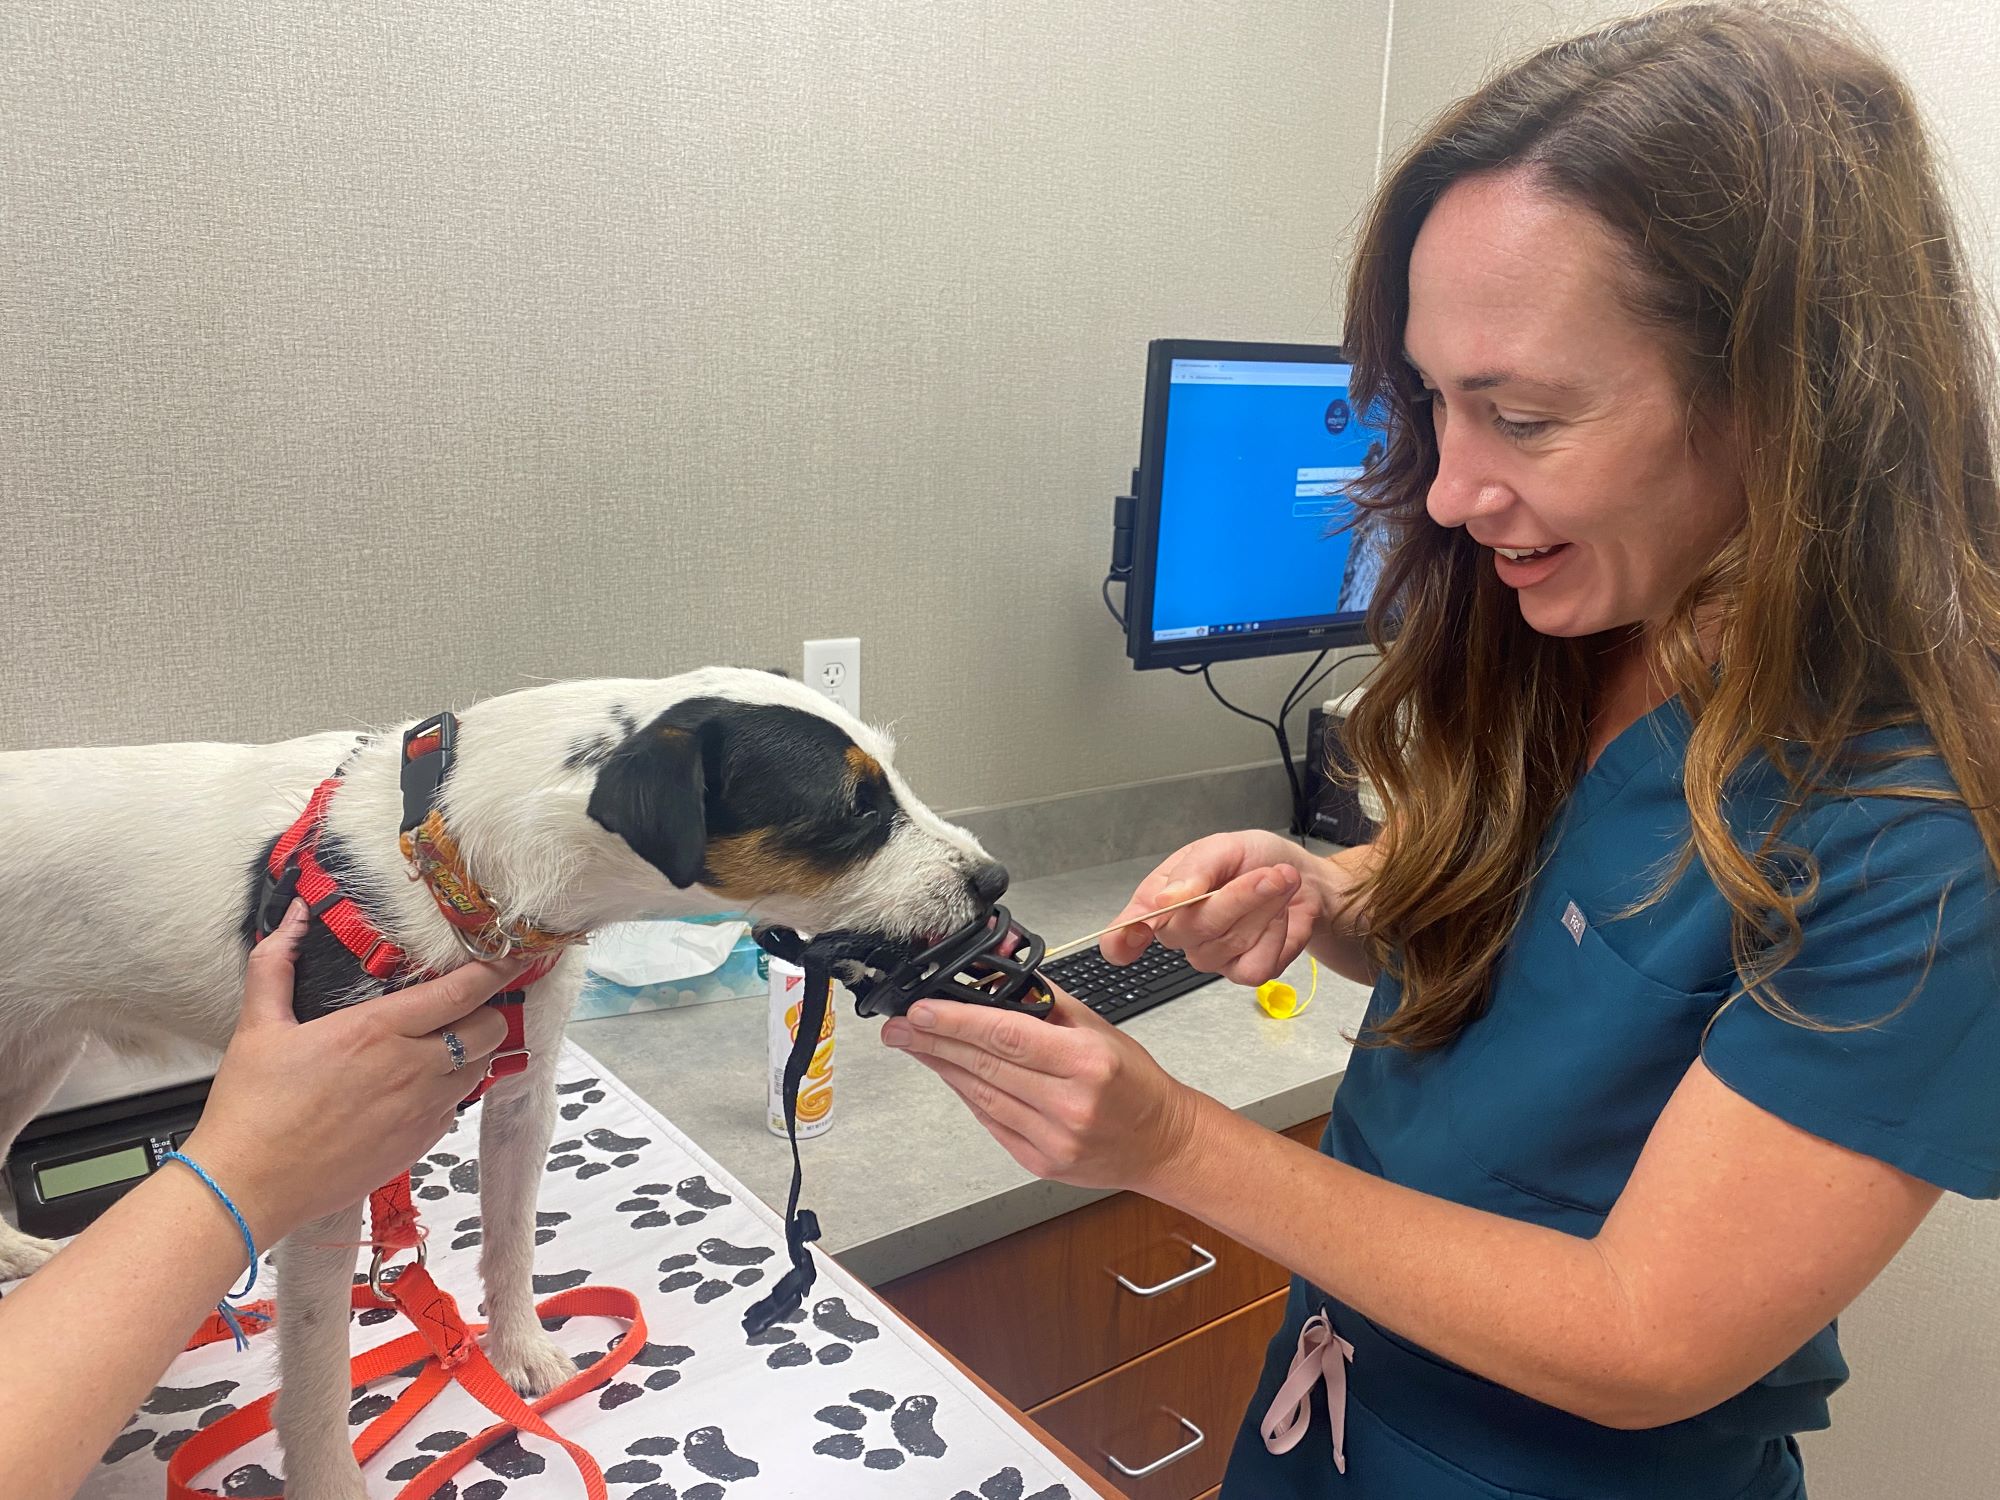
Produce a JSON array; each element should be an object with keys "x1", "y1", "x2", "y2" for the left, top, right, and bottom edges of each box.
[{"x1": 1341, "y1": 0, "x2": 2000, "y2": 1049}]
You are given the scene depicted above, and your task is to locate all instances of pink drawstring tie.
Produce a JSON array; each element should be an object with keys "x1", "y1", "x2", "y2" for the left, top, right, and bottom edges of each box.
[{"x1": 1261, "y1": 1309, "x2": 1356, "y2": 1473}]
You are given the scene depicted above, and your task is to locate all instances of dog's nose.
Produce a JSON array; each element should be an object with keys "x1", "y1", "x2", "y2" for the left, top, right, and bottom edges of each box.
[{"x1": 967, "y1": 861, "x2": 1010, "y2": 906}]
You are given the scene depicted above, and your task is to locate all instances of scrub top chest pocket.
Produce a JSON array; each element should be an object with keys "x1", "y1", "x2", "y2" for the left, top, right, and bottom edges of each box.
[{"x1": 1442, "y1": 879, "x2": 1731, "y2": 1221}]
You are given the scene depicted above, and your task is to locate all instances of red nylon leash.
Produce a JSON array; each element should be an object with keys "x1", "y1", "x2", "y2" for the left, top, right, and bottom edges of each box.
[{"x1": 164, "y1": 1259, "x2": 647, "y2": 1500}]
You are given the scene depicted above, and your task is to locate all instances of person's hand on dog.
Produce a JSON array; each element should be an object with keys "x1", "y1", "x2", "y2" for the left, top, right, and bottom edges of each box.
[
  {"x1": 880, "y1": 989, "x2": 1207, "y2": 1194},
  {"x1": 181, "y1": 898, "x2": 530, "y2": 1246}
]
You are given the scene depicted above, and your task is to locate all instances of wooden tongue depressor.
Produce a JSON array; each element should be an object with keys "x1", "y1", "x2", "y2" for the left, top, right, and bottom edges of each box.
[{"x1": 1039, "y1": 888, "x2": 1221, "y2": 963}]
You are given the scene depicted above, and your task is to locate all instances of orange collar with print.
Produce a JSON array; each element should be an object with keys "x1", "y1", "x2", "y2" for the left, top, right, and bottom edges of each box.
[{"x1": 255, "y1": 712, "x2": 584, "y2": 1105}]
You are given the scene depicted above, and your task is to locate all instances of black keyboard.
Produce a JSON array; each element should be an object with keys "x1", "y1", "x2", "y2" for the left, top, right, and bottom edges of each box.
[{"x1": 1041, "y1": 939, "x2": 1220, "y2": 1024}]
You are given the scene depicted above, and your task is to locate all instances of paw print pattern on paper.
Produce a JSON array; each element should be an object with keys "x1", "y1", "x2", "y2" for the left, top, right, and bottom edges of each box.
[
  {"x1": 556, "y1": 1074, "x2": 609, "y2": 1121},
  {"x1": 381, "y1": 1429, "x2": 481, "y2": 1489},
  {"x1": 588, "y1": 1339, "x2": 697, "y2": 1399},
  {"x1": 619, "y1": 1173, "x2": 732, "y2": 1230},
  {"x1": 373, "y1": 1435, "x2": 552, "y2": 1499},
  {"x1": 811, "y1": 1388, "x2": 949, "y2": 1471},
  {"x1": 545, "y1": 1126, "x2": 651, "y2": 1182},
  {"x1": 119, "y1": 1379, "x2": 243, "y2": 1463},
  {"x1": 746, "y1": 1295, "x2": 880, "y2": 1369},
  {"x1": 948, "y1": 1469, "x2": 1073, "y2": 1500},
  {"x1": 656, "y1": 1238, "x2": 776, "y2": 1305},
  {"x1": 588, "y1": 1427, "x2": 761, "y2": 1500},
  {"x1": 530, "y1": 1266, "x2": 591, "y2": 1295},
  {"x1": 216, "y1": 1464, "x2": 286, "y2": 1496},
  {"x1": 451, "y1": 1208, "x2": 571, "y2": 1251},
  {"x1": 409, "y1": 1143, "x2": 478, "y2": 1202}
]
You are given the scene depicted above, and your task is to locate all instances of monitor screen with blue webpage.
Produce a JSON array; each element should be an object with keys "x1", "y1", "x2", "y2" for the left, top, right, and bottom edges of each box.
[{"x1": 1124, "y1": 339, "x2": 1393, "y2": 669}]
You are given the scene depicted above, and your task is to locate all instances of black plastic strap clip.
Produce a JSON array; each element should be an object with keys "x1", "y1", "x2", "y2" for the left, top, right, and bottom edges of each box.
[
  {"x1": 400, "y1": 712, "x2": 458, "y2": 834},
  {"x1": 254, "y1": 856, "x2": 302, "y2": 942}
]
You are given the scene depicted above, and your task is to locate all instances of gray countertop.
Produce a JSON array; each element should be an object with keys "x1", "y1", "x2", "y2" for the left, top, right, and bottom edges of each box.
[{"x1": 566, "y1": 846, "x2": 1371, "y2": 1286}]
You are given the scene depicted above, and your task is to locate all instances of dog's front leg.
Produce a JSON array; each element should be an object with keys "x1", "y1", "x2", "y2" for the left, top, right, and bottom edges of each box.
[
  {"x1": 475, "y1": 1054, "x2": 580, "y2": 1395},
  {"x1": 274, "y1": 1202, "x2": 367, "y2": 1500}
]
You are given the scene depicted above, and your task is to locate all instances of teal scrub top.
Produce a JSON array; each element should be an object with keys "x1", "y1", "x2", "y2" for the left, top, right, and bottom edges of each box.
[{"x1": 1221, "y1": 701, "x2": 2000, "y2": 1500}]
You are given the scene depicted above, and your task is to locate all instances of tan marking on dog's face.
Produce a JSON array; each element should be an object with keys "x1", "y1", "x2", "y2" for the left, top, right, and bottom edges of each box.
[
  {"x1": 703, "y1": 828, "x2": 845, "y2": 901},
  {"x1": 844, "y1": 744, "x2": 886, "y2": 788}
]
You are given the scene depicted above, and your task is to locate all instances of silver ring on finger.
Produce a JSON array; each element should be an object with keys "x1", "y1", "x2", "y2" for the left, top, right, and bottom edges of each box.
[{"x1": 442, "y1": 1029, "x2": 468, "y2": 1072}]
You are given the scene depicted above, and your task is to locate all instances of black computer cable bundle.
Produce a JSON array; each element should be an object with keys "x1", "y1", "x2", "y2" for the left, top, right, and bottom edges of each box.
[{"x1": 1102, "y1": 566, "x2": 1367, "y2": 838}]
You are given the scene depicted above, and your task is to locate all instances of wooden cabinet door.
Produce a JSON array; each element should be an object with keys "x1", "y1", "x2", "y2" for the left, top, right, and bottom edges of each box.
[
  {"x1": 883, "y1": 1189, "x2": 1286, "y2": 1409},
  {"x1": 1031, "y1": 1290, "x2": 1287, "y2": 1500},
  {"x1": 880, "y1": 1114, "x2": 1325, "y2": 1410}
]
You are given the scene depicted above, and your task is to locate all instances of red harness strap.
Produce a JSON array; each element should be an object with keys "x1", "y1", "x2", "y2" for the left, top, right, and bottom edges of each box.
[
  {"x1": 266, "y1": 778, "x2": 407, "y2": 980},
  {"x1": 454, "y1": 983, "x2": 540, "y2": 1106},
  {"x1": 261, "y1": 772, "x2": 553, "y2": 1103}
]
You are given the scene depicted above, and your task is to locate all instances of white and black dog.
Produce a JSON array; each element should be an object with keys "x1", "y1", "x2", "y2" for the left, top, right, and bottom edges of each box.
[{"x1": 0, "y1": 667, "x2": 1006, "y2": 1500}]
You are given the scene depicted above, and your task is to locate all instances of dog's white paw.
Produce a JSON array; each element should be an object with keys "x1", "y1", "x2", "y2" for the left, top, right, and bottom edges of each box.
[
  {"x1": 483, "y1": 1328, "x2": 580, "y2": 1397},
  {"x1": 0, "y1": 1228, "x2": 63, "y2": 1281},
  {"x1": 276, "y1": 1449, "x2": 369, "y2": 1500}
]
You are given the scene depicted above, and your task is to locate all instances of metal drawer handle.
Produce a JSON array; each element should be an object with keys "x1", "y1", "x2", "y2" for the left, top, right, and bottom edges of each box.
[
  {"x1": 1106, "y1": 1413, "x2": 1205, "y2": 1478},
  {"x1": 1115, "y1": 1239, "x2": 1217, "y2": 1297}
]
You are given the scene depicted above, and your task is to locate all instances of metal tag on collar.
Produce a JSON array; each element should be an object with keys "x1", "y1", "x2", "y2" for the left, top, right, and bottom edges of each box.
[{"x1": 401, "y1": 711, "x2": 458, "y2": 835}]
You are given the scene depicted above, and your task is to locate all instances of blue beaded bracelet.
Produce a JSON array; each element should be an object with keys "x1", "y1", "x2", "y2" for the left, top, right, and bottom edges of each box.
[{"x1": 162, "y1": 1151, "x2": 260, "y2": 1348}]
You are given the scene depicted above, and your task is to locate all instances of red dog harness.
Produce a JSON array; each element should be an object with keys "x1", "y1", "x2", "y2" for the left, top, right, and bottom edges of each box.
[
  {"x1": 253, "y1": 713, "x2": 585, "y2": 1101},
  {"x1": 169, "y1": 715, "x2": 637, "y2": 1500}
]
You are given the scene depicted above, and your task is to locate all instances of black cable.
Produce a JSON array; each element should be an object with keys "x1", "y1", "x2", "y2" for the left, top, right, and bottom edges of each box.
[
  {"x1": 1100, "y1": 557, "x2": 1375, "y2": 835},
  {"x1": 1275, "y1": 651, "x2": 1329, "y2": 834},
  {"x1": 1200, "y1": 663, "x2": 1310, "y2": 835},
  {"x1": 1198, "y1": 649, "x2": 1378, "y2": 837},
  {"x1": 1281, "y1": 650, "x2": 1329, "y2": 723},
  {"x1": 1291, "y1": 649, "x2": 1369, "y2": 717},
  {"x1": 1196, "y1": 663, "x2": 1283, "y2": 735},
  {"x1": 1101, "y1": 574, "x2": 1127, "y2": 630}
]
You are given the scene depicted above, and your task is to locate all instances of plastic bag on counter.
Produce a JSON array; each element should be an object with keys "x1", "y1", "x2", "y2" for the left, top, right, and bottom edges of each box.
[{"x1": 574, "y1": 913, "x2": 768, "y2": 1019}]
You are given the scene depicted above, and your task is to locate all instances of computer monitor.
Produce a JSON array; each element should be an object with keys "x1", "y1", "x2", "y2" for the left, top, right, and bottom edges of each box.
[{"x1": 1121, "y1": 338, "x2": 1394, "y2": 670}]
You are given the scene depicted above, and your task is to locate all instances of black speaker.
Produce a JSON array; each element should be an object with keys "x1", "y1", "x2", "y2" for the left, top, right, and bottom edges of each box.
[{"x1": 1304, "y1": 706, "x2": 1379, "y2": 847}]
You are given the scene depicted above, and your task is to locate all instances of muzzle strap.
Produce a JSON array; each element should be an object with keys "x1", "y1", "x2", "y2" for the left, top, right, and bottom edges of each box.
[
  {"x1": 740, "y1": 949, "x2": 831, "y2": 1337},
  {"x1": 739, "y1": 910, "x2": 1053, "y2": 1337}
]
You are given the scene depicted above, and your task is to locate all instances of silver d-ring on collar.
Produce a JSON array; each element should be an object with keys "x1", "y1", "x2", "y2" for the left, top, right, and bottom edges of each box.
[
  {"x1": 367, "y1": 1239, "x2": 428, "y2": 1301},
  {"x1": 452, "y1": 923, "x2": 516, "y2": 962},
  {"x1": 442, "y1": 1030, "x2": 468, "y2": 1072}
]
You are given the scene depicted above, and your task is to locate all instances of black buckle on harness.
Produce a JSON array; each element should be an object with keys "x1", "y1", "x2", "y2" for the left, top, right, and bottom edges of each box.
[
  {"x1": 401, "y1": 712, "x2": 458, "y2": 834},
  {"x1": 255, "y1": 856, "x2": 301, "y2": 942}
]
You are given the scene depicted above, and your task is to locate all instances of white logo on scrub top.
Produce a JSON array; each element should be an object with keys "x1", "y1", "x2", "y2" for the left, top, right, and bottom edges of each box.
[{"x1": 1561, "y1": 901, "x2": 1587, "y2": 945}]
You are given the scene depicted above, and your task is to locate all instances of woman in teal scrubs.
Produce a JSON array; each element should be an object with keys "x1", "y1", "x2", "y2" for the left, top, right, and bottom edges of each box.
[{"x1": 884, "y1": 6, "x2": 2000, "y2": 1497}]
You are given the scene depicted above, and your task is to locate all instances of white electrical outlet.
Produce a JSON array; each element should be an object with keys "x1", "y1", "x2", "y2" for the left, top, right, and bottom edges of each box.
[{"x1": 804, "y1": 637, "x2": 862, "y2": 718}]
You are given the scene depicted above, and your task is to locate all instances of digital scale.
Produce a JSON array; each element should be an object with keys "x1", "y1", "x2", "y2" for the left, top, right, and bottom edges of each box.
[{"x1": 5, "y1": 1080, "x2": 211, "y2": 1241}]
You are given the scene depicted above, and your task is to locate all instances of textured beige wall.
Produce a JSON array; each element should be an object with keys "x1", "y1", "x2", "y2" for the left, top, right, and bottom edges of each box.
[
  {"x1": 1387, "y1": 4, "x2": 2000, "y2": 1497},
  {"x1": 0, "y1": 0, "x2": 1389, "y2": 810}
]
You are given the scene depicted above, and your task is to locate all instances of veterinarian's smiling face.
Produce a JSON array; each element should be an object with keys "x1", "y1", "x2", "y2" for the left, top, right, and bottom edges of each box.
[
  {"x1": 1406, "y1": 171, "x2": 1744, "y2": 639},
  {"x1": 586, "y1": 682, "x2": 1007, "y2": 941}
]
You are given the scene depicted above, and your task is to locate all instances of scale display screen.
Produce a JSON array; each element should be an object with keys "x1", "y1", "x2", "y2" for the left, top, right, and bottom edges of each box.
[
  {"x1": 11, "y1": 1079, "x2": 211, "y2": 1237},
  {"x1": 37, "y1": 1144, "x2": 151, "y2": 1200}
]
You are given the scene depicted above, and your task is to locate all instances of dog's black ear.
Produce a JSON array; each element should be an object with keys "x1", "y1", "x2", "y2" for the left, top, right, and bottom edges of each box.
[{"x1": 587, "y1": 717, "x2": 711, "y2": 887}]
